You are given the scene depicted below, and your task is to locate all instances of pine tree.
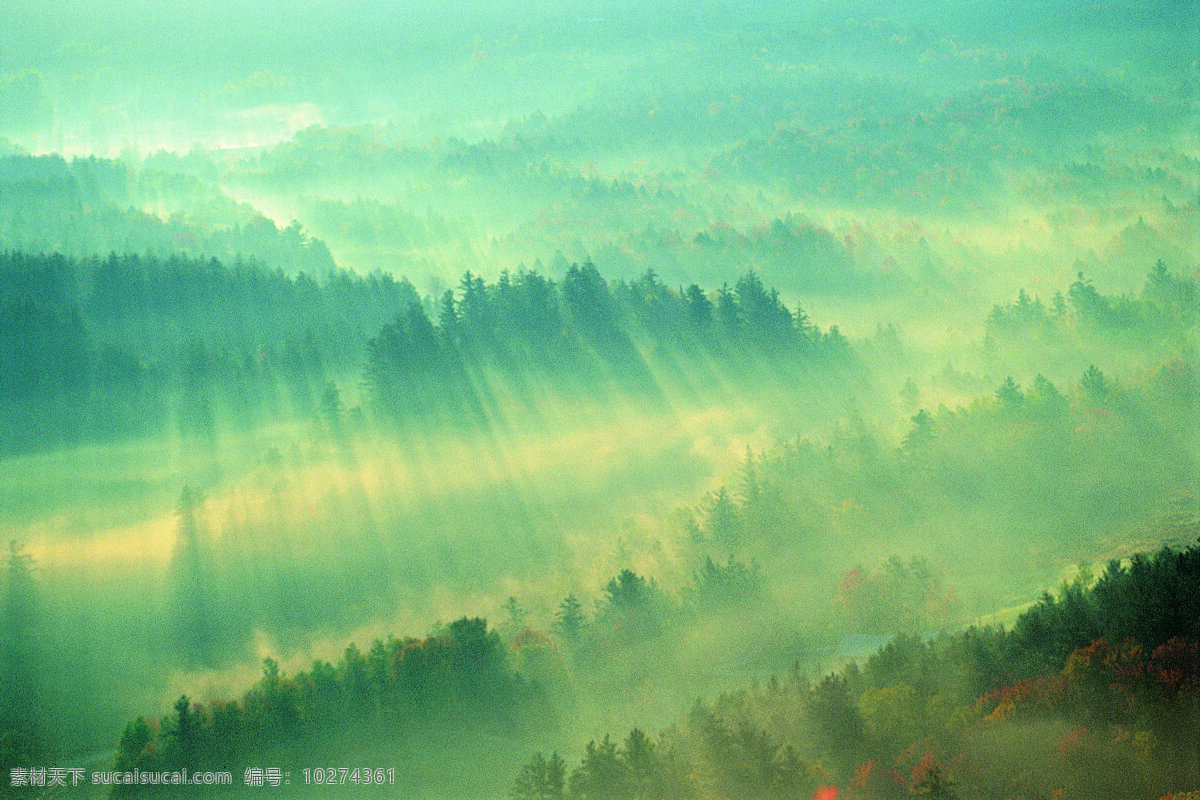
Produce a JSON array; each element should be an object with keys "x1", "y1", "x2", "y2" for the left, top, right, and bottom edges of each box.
[{"x1": 553, "y1": 595, "x2": 586, "y2": 643}]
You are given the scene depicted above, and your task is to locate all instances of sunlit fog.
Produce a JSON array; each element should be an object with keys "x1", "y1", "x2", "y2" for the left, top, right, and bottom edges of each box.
[{"x1": 0, "y1": 1, "x2": 1197, "y2": 798}]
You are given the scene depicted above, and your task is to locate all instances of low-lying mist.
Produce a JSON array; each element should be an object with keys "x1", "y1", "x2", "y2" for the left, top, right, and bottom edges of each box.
[{"x1": 0, "y1": 1, "x2": 1196, "y2": 797}]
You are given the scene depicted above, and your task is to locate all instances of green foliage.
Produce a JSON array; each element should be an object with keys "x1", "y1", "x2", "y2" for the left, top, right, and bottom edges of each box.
[
  {"x1": 525, "y1": 540, "x2": 1200, "y2": 797},
  {"x1": 0, "y1": 154, "x2": 335, "y2": 274},
  {"x1": 0, "y1": 250, "x2": 417, "y2": 453},
  {"x1": 0, "y1": 541, "x2": 41, "y2": 784},
  {"x1": 685, "y1": 557, "x2": 764, "y2": 613},
  {"x1": 1012, "y1": 544, "x2": 1200, "y2": 674},
  {"x1": 702, "y1": 489, "x2": 741, "y2": 552},
  {"x1": 363, "y1": 263, "x2": 850, "y2": 424},
  {"x1": 596, "y1": 570, "x2": 669, "y2": 642},
  {"x1": 522, "y1": 694, "x2": 819, "y2": 800},
  {"x1": 986, "y1": 267, "x2": 1200, "y2": 358},
  {"x1": 164, "y1": 696, "x2": 200, "y2": 770},
  {"x1": 553, "y1": 594, "x2": 586, "y2": 644},
  {"x1": 512, "y1": 751, "x2": 566, "y2": 799},
  {"x1": 112, "y1": 617, "x2": 551, "y2": 794}
]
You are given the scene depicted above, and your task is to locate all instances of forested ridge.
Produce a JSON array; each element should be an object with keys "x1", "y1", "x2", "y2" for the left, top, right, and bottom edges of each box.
[
  {"x1": 85, "y1": 540, "x2": 1200, "y2": 799},
  {"x1": 0, "y1": 252, "x2": 1194, "y2": 799},
  {"x1": 511, "y1": 542, "x2": 1200, "y2": 800},
  {"x1": 0, "y1": 1, "x2": 1195, "y2": 797},
  {"x1": 0, "y1": 153, "x2": 336, "y2": 276},
  {"x1": 6, "y1": 248, "x2": 1193, "y2": 456},
  {"x1": 0, "y1": 250, "x2": 854, "y2": 453},
  {"x1": 8, "y1": 253, "x2": 1181, "y2": 796}
]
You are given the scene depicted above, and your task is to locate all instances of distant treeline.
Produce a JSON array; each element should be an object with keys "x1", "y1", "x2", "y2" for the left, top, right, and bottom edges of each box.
[
  {"x1": 515, "y1": 541, "x2": 1200, "y2": 800},
  {"x1": 0, "y1": 250, "x2": 416, "y2": 451},
  {"x1": 0, "y1": 153, "x2": 336, "y2": 275},
  {"x1": 0, "y1": 251, "x2": 852, "y2": 453},
  {"x1": 673, "y1": 347, "x2": 1196, "y2": 614},
  {"x1": 711, "y1": 69, "x2": 1189, "y2": 214},
  {"x1": 986, "y1": 262, "x2": 1198, "y2": 346},
  {"x1": 364, "y1": 262, "x2": 850, "y2": 425}
]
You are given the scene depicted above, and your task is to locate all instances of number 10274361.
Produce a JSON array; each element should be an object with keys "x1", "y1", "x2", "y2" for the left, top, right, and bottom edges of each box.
[{"x1": 301, "y1": 767, "x2": 396, "y2": 785}]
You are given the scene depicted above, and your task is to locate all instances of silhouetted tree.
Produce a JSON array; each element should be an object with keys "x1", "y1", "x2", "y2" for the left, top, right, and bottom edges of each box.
[
  {"x1": 0, "y1": 541, "x2": 39, "y2": 777},
  {"x1": 553, "y1": 594, "x2": 586, "y2": 643}
]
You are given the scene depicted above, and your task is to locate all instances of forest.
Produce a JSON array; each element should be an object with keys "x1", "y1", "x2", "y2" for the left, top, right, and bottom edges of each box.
[{"x1": 0, "y1": 0, "x2": 1196, "y2": 798}]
